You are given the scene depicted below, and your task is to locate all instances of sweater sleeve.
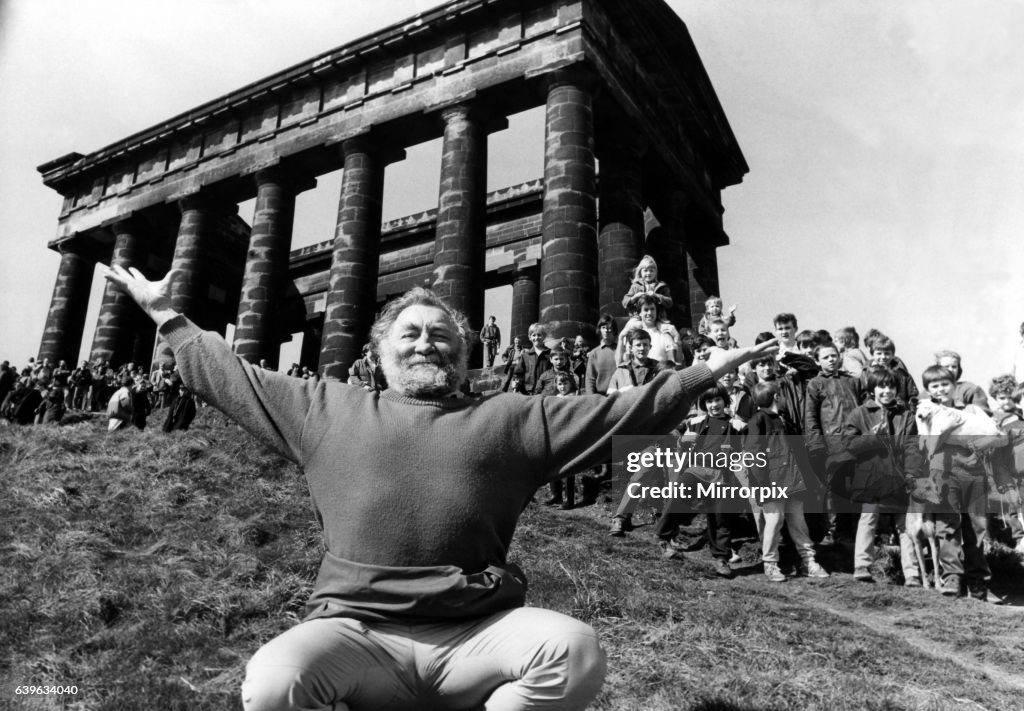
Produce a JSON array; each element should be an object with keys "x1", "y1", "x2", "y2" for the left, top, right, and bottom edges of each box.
[
  {"x1": 531, "y1": 363, "x2": 714, "y2": 481},
  {"x1": 159, "y1": 315, "x2": 318, "y2": 463}
]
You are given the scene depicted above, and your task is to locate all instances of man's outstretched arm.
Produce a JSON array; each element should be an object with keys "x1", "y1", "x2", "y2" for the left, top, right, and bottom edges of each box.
[{"x1": 104, "y1": 265, "x2": 319, "y2": 463}]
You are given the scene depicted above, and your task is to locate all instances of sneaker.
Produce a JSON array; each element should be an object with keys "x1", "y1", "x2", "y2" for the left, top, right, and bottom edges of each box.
[
  {"x1": 729, "y1": 549, "x2": 742, "y2": 564},
  {"x1": 904, "y1": 577, "x2": 923, "y2": 588},
  {"x1": 763, "y1": 562, "x2": 786, "y2": 582},
  {"x1": 712, "y1": 558, "x2": 734, "y2": 578},
  {"x1": 608, "y1": 516, "x2": 632, "y2": 537},
  {"x1": 852, "y1": 567, "x2": 874, "y2": 582},
  {"x1": 940, "y1": 576, "x2": 962, "y2": 597},
  {"x1": 801, "y1": 561, "x2": 830, "y2": 578}
]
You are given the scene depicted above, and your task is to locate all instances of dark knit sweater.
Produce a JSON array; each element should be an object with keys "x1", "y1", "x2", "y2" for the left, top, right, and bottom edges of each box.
[{"x1": 161, "y1": 315, "x2": 713, "y2": 621}]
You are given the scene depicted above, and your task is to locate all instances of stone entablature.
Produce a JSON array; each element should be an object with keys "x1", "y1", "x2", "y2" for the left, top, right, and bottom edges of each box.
[{"x1": 36, "y1": 0, "x2": 747, "y2": 379}]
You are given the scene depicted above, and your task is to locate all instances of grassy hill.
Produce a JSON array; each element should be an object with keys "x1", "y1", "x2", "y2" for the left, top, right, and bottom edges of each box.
[{"x1": 2, "y1": 412, "x2": 1023, "y2": 711}]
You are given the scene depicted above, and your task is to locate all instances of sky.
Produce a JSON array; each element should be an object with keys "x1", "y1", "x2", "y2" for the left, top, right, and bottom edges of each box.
[{"x1": 1, "y1": 0, "x2": 1022, "y2": 388}]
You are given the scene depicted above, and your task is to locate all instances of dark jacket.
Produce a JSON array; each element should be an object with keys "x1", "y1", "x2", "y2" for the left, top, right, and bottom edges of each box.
[
  {"x1": 744, "y1": 407, "x2": 808, "y2": 497},
  {"x1": 502, "y1": 347, "x2": 551, "y2": 394},
  {"x1": 805, "y1": 371, "x2": 862, "y2": 456},
  {"x1": 841, "y1": 399, "x2": 922, "y2": 506}
]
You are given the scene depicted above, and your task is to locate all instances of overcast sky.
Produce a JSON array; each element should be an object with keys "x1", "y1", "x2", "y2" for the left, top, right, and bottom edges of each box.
[{"x1": 1, "y1": 0, "x2": 1022, "y2": 387}]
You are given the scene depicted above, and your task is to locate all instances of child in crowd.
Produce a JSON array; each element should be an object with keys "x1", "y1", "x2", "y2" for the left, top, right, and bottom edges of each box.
[
  {"x1": 697, "y1": 296, "x2": 737, "y2": 337},
  {"x1": 745, "y1": 381, "x2": 829, "y2": 581},
  {"x1": 608, "y1": 329, "x2": 664, "y2": 535},
  {"x1": 707, "y1": 319, "x2": 738, "y2": 350},
  {"x1": 720, "y1": 370, "x2": 753, "y2": 424},
  {"x1": 693, "y1": 335, "x2": 716, "y2": 362},
  {"x1": 621, "y1": 255, "x2": 673, "y2": 325},
  {"x1": 805, "y1": 343, "x2": 863, "y2": 544},
  {"x1": 862, "y1": 335, "x2": 918, "y2": 408},
  {"x1": 657, "y1": 385, "x2": 743, "y2": 577},
  {"x1": 544, "y1": 372, "x2": 579, "y2": 509},
  {"x1": 841, "y1": 368, "x2": 924, "y2": 584},
  {"x1": 502, "y1": 323, "x2": 551, "y2": 393},
  {"x1": 988, "y1": 375, "x2": 1024, "y2": 552},
  {"x1": 934, "y1": 350, "x2": 991, "y2": 415},
  {"x1": 921, "y1": 365, "x2": 1005, "y2": 601},
  {"x1": 795, "y1": 330, "x2": 820, "y2": 356},
  {"x1": 535, "y1": 346, "x2": 577, "y2": 396},
  {"x1": 834, "y1": 327, "x2": 868, "y2": 378}
]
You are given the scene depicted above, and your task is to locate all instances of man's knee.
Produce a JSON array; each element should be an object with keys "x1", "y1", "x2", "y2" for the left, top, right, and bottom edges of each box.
[
  {"x1": 501, "y1": 615, "x2": 607, "y2": 710},
  {"x1": 241, "y1": 648, "x2": 354, "y2": 711}
]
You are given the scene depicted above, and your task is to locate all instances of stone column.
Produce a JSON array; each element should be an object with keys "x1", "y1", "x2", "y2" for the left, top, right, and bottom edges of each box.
[
  {"x1": 510, "y1": 262, "x2": 539, "y2": 345},
  {"x1": 432, "y1": 103, "x2": 488, "y2": 367},
  {"x1": 539, "y1": 68, "x2": 598, "y2": 341},
  {"x1": 647, "y1": 188, "x2": 692, "y2": 329},
  {"x1": 319, "y1": 137, "x2": 386, "y2": 381},
  {"x1": 232, "y1": 168, "x2": 299, "y2": 367},
  {"x1": 154, "y1": 195, "x2": 219, "y2": 366},
  {"x1": 38, "y1": 246, "x2": 94, "y2": 366},
  {"x1": 687, "y1": 245, "x2": 720, "y2": 330},
  {"x1": 90, "y1": 218, "x2": 146, "y2": 368},
  {"x1": 597, "y1": 134, "x2": 645, "y2": 322}
]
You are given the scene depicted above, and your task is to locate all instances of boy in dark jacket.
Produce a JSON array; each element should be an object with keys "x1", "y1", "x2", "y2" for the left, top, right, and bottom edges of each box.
[
  {"x1": 746, "y1": 381, "x2": 828, "y2": 582},
  {"x1": 841, "y1": 368, "x2": 924, "y2": 584}
]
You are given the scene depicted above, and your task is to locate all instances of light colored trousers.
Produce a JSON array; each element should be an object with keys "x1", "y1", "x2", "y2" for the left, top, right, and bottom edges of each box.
[
  {"x1": 854, "y1": 507, "x2": 918, "y2": 578},
  {"x1": 759, "y1": 497, "x2": 816, "y2": 564},
  {"x1": 241, "y1": 607, "x2": 606, "y2": 711}
]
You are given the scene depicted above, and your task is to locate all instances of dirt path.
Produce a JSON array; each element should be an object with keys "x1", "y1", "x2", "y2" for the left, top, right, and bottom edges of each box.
[{"x1": 799, "y1": 586, "x2": 1024, "y2": 693}]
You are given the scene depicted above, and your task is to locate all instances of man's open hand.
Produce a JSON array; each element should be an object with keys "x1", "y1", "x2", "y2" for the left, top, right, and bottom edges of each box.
[
  {"x1": 704, "y1": 338, "x2": 779, "y2": 379},
  {"x1": 102, "y1": 265, "x2": 181, "y2": 328}
]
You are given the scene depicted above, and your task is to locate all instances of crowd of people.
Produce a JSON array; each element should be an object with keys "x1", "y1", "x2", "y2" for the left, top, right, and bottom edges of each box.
[
  {"x1": 0, "y1": 357, "x2": 198, "y2": 432},
  {"x1": 478, "y1": 255, "x2": 1024, "y2": 604}
]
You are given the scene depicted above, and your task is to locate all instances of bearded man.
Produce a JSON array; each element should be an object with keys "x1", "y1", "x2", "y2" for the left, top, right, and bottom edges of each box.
[{"x1": 105, "y1": 265, "x2": 776, "y2": 711}]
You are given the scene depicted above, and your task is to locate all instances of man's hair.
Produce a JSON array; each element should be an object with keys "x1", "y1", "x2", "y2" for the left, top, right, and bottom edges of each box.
[
  {"x1": 626, "y1": 328, "x2": 652, "y2": 344},
  {"x1": 989, "y1": 374, "x2": 1020, "y2": 401},
  {"x1": 754, "y1": 331, "x2": 775, "y2": 345},
  {"x1": 921, "y1": 365, "x2": 955, "y2": 389},
  {"x1": 550, "y1": 345, "x2": 568, "y2": 358},
  {"x1": 866, "y1": 367, "x2": 899, "y2": 392},
  {"x1": 369, "y1": 287, "x2": 471, "y2": 354},
  {"x1": 528, "y1": 323, "x2": 547, "y2": 338},
  {"x1": 698, "y1": 384, "x2": 729, "y2": 411},
  {"x1": 773, "y1": 313, "x2": 797, "y2": 328},
  {"x1": 635, "y1": 294, "x2": 660, "y2": 311},
  {"x1": 871, "y1": 335, "x2": 895, "y2": 354},
  {"x1": 815, "y1": 329, "x2": 833, "y2": 346},
  {"x1": 834, "y1": 327, "x2": 860, "y2": 348},
  {"x1": 753, "y1": 381, "x2": 780, "y2": 408},
  {"x1": 694, "y1": 335, "x2": 716, "y2": 349},
  {"x1": 596, "y1": 312, "x2": 619, "y2": 336},
  {"x1": 934, "y1": 350, "x2": 961, "y2": 366}
]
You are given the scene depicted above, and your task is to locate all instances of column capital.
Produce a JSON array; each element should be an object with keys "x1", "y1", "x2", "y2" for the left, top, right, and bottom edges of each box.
[
  {"x1": 543, "y1": 64, "x2": 599, "y2": 93},
  {"x1": 253, "y1": 165, "x2": 317, "y2": 194}
]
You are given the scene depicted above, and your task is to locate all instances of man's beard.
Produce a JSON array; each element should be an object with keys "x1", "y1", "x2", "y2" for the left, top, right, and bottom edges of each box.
[{"x1": 378, "y1": 344, "x2": 468, "y2": 399}]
